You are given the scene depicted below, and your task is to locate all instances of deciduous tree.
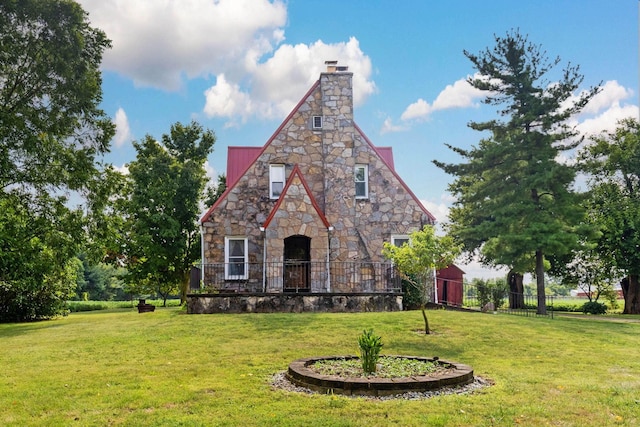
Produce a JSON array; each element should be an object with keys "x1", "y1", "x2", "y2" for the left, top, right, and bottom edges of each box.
[
  {"x1": 383, "y1": 225, "x2": 460, "y2": 333},
  {"x1": 0, "y1": 0, "x2": 113, "y2": 321},
  {"x1": 124, "y1": 122, "x2": 215, "y2": 305},
  {"x1": 580, "y1": 118, "x2": 640, "y2": 314}
]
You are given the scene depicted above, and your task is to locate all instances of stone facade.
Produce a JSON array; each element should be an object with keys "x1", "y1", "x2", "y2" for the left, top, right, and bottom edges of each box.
[{"x1": 200, "y1": 69, "x2": 434, "y2": 294}]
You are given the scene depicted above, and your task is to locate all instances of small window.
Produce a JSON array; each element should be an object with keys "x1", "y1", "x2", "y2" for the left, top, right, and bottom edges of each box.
[
  {"x1": 312, "y1": 116, "x2": 323, "y2": 129},
  {"x1": 355, "y1": 164, "x2": 368, "y2": 199},
  {"x1": 225, "y1": 237, "x2": 248, "y2": 280},
  {"x1": 269, "y1": 164, "x2": 285, "y2": 199},
  {"x1": 391, "y1": 235, "x2": 410, "y2": 247}
]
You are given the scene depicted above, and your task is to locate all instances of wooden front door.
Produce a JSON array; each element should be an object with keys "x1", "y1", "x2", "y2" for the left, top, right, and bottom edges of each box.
[{"x1": 283, "y1": 235, "x2": 310, "y2": 292}]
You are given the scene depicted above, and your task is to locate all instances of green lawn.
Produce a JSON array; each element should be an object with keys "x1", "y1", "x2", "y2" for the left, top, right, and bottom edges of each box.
[{"x1": 1, "y1": 307, "x2": 639, "y2": 426}]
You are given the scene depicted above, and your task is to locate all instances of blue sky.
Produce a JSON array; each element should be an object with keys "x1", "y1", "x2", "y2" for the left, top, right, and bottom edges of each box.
[{"x1": 79, "y1": 0, "x2": 639, "y2": 278}]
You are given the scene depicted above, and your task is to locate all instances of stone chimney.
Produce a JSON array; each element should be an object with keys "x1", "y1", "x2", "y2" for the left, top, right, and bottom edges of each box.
[{"x1": 320, "y1": 61, "x2": 353, "y2": 124}]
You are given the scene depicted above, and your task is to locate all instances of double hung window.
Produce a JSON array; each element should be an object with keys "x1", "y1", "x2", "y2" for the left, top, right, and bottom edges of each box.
[
  {"x1": 269, "y1": 164, "x2": 285, "y2": 199},
  {"x1": 355, "y1": 164, "x2": 368, "y2": 199},
  {"x1": 225, "y1": 237, "x2": 248, "y2": 280}
]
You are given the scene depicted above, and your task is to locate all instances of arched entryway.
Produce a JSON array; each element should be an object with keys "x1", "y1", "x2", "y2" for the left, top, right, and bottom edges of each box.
[{"x1": 284, "y1": 235, "x2": 310, "y2": 292}]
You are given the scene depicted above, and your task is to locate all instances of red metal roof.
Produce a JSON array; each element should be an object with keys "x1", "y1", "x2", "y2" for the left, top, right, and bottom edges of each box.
[
  {"x1": 376, "y1": 147, "x2": 394, "y2": 170},
  {"x1": 227, "y1": 147, "x2": 261, "y2": 187}
]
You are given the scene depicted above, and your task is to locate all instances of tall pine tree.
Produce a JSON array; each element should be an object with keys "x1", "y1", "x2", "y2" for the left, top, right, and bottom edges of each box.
[{"x1": 435, "y1": 30, "x2": 600, "y2": 314}]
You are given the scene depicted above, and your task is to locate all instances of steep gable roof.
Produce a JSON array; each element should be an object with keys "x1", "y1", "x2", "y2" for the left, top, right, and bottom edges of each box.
[
  {"x1": 200, "y1": 80, "x2": 321, "y2": 223},
  {"x1": 262, "y1": 164, "x2": 331, "y2": 230},
  {"x1": 201, "y1": 77, "x2": 437, "y2": 224}
]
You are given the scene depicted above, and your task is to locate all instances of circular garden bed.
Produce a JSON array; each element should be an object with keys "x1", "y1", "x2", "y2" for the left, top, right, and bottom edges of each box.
[{"x1": 286, "y1": 355, "x2": 474, "y2": 397}]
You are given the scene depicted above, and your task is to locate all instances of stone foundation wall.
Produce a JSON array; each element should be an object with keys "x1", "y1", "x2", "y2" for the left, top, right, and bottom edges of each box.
[{"x1": 187, "y1": 293, "x2": 403, "y2": 314}]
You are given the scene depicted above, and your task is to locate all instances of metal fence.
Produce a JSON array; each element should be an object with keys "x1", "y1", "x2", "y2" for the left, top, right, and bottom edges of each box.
[
  {"x1": 191, "y1": 261, "x2": 401, "y2": 294},
  {"x1": 462, "y1": 283, "x2": 554, "y2": 318}
]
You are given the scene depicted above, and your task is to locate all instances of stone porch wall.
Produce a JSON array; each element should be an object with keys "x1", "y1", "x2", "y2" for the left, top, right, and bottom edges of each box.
[{"x1": 187, "y1": 293, "x2": 403, "y2": 314}]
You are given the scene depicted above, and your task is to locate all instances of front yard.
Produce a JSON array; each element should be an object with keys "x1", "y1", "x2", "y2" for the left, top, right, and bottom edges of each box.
[{"x1": 1, "y1": 307, "x2": 639, "y2": 426}]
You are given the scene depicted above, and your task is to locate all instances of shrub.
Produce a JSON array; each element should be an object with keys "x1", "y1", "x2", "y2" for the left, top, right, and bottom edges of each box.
[
  {"x1": 358, "y1": 329, "x2": 383, "y2": 374},
  {"x1": 476, "y1": 280, "x2": 492, "y2": 309},
  {"x1": 491, "y1": 279, "x2": 508, "y2": 309},
  {"x1": 582, "y1": 301, "x2": 607, "y2": 315},
  {"x1": 401, "y1": 277, "x2": 422, "y2": 310},
  {"x1": 67, "y1": 302, "x2": 109, "y2": 312}
]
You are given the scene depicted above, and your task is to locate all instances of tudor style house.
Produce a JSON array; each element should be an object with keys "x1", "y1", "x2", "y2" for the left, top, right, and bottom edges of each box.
[{"x1": 193, "y1": 63, "x2": 459, "y2": 312}]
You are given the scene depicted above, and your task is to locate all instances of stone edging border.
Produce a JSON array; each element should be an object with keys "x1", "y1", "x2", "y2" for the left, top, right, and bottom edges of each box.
[{"x1": 286, "y1": 355, "x2": 474, "y2": 397}]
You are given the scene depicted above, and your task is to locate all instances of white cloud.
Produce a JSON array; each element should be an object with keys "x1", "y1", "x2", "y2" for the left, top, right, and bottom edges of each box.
[
  {"x1": 401, "y1": 98, "x2": 432, "y2": 122},
  {"x1": 203, "y1": 37, "x2": 376, "y2": 124},
  {"x1": 204, "y1": 160, "x2": 217, "y2": 182},
  {"x1": 81, "y1": 0, "x2": 287, "y2": 91},
  {"x1": 581, "y1": 80, "x2": 634, "y2": 116},
  {"x1": 203, "y1": 74, "x2": 254, "y2": 126},
  {"x1": 457, "y1": 258, "x2": 509, "y2": 280},
  {"x1": 80, "y1": 1, "x2": 376, "y2": 125},
  {"x1": 572, "y1": 81, "x2": 638, "y2": 137},
  {"x1": 400, "y1": 75, "x2": 485, "y2": 122},
  {"x1": 420, "y1": 197, "x2": 451, "y2": 226},
  {"x1": 432, "y1": 77, "x2": 486, "y2": 111},
  {"x1": 380, "y1": 117, "x2": 408, "y2": 134},
  {"x1": 113, "y1": 163, "x2": 129, "y2": 175},
  {"x1": 555, "y1": 80, "x2": 639, "y2": 167},
  {"x1": 576, "y1": 103, "x2": 639, "y2": 137},
  {"x1": 113, "y1": 107, "x2": 132, "y2": 148}
]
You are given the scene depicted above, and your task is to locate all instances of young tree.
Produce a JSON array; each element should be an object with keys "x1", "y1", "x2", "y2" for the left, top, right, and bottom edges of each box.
[
  {"x1": 124, "y1": 122, "x2": 215, "y2": 305},
  {"x1": 382, "y1": 225, "x2": 461, "y2": 334},
  {"x1": 580, "y1": 118, "x2": 640, "y2": 314},
  {"x1": 0, "y1": 0, "x2": 114, "y2": 321},
  {"x1": 435, "y1": 30, "x2": 600, "y2": 314}
]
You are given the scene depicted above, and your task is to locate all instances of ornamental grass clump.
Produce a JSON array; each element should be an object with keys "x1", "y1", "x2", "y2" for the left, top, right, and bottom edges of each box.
[{"x1": 358, "y1": 329, "x2": 383, "y2": 374}]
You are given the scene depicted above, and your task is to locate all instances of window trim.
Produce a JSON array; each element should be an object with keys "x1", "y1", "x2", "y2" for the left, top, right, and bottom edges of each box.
[
  {"x1": 269, "y1": 164, "x2": 285, "y2": 199},
  {"x1": 225, "y1": 236, "x2": 248, "y2": 280},
  {"x1": 355, "y1": 164, "x2": 369, "y2": 199}
]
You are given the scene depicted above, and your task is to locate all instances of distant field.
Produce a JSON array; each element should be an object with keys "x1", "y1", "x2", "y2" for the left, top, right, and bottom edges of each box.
[
  {"x1": 66, "y1": 299, "x2": 182, "y2": 312},
  {"x1": 1, "y1": 308, "x2": 639, "y2": 426}
]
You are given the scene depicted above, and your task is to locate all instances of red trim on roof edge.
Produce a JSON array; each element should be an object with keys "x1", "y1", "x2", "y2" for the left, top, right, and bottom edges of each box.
[
  {"x1": 353, "y1": 122, "x2": 437, "y2": 223},
  {"x1": 262, "y1": 164, "x2": 331, "y2": 230},
  {"x1": 200, "y1": 80, "x2": 322, "y2": 224}
]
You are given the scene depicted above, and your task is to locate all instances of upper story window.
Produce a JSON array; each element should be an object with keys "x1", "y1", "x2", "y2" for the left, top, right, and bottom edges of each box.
[
  {"x1": 270, "y1": 164, "x2": 285, "y2": 199},
  {"x1": 355, "y1": 164, "x2": 368, "y2": 199},
  {"x1": 225, "y1": 237, "x2": 248, "y2": 280},
  {"x1": 312, "y1": 116, "x2": 323, "y2": 129},
  {"x1": 391, "y1": 235, "x2": 410, "y2": 248}
]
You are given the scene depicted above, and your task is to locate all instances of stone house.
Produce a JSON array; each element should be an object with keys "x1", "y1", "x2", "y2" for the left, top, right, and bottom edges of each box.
[{"x1": 189, "y1": 63, "x2": 451, "y2": 313}]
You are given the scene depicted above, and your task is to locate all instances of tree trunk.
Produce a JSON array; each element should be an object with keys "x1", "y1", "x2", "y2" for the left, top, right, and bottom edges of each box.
[
  {"x1": 180, "y1": 272, "x2": 189, "y2": 305},
  {"x1": 535, "y1": 250, "x2": 547, "y2": 315},
  {"x1": 623, "y1": 274, "x2": 640, "y2": 314},
  {"x1": 421, "y1": 306, "x2": 430, "y2": 335},
  {"x1": 508, "y1": 270, "x2": 525, "y2": 309}
]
